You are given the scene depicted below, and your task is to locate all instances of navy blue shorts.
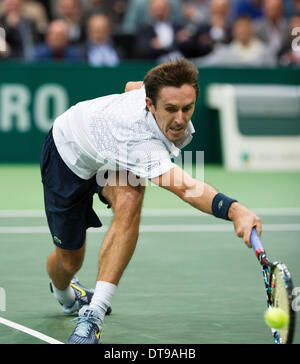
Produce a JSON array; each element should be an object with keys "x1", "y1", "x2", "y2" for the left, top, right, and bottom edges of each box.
[{"x1": 40, "y1": 129, "x2": 108, "y2": 250}]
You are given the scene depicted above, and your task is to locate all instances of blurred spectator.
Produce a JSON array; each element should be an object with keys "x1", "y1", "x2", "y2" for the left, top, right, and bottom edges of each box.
[
  {"x1": 85, "y1": 0, "x2": 128, "y2": 32},
  {"x1": 0, "y1": 0, "x2": 49, "y2": 33},
  {"x1": 38, "y1": 0, "x2": 52, "y2": 20},
  {"x1": 284, "y1": 0, "x2": 298, "y2": 16},
  {"x1": 174, "y1": 1, "x2": 210, "y2": 59},
  {"x1": 34, "y1": 19, "x2": 83, "y2": 61},
  {"x1": 121, "y1": 0, "x2": 184, "y2": 35},
  {"x1": 293, "y1": 0, "x2": 300, "y2": 15},
  {"x1": 176, "y1": 0, "x2": 232, "y2": 58},
  {"x1": 207, "y1": 0, "x2": 232, "y2": 41},
  {"x1": 0, "y1": 0, "x2": 298, "y2": 65},
  {"x1": 136, "y1": 0, "x2": 182, "y2": 60},
  {"x1": 254, "y1": 0, "x2": 289, "y2": 58},
  {"x1": 181, "y1": 0, "x2": 210, "y2": 27},
  {"x1": 83, "y1": 14, "x2": 120, "y2": 66},
  {"x1": 233, "y1": 0, "x2": 263, "y2": 20},
  {"x1": 279, "y1": 14, "x2": 300, "y2": 66},
  {"x1": 195, "y1": 16, "x2": 276, "y2": 66},
  {"x1": 23, "y1": 0, "x2": 49, "y2": 36},
  {"x1": 0, "y1": 0, "x2": 39, "y2": 61},
  {"x1": 54, "y1": 0, "x2": 85, "y2": 45}
]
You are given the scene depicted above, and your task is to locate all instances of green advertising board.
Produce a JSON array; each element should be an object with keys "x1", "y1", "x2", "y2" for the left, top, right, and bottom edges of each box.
[{"x1": 0, "y1": 62, "x2": 299, "y2": 164}]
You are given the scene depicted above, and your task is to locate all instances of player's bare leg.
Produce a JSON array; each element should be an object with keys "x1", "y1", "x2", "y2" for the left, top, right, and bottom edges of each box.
[
  {"x1": 47, "y1": 243, "x2": 97, "y2": 314},
  {"x1": 67, "y1": 172, "x2": 145, "y2": 344},
  {"x1": 47, "y1": 244, "x2": 86, "y2": 290},
  {"x1": 97, "y1": 174, "x2": 145, "y2": 285}
]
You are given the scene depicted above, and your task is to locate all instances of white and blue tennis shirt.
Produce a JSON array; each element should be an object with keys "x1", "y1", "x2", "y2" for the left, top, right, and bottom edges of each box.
[{"x1": 52, "y1": 86, "x2": 195, "y2": 180}]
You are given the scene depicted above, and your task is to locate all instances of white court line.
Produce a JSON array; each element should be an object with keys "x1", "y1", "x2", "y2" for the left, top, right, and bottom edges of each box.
[
  {"x1": 0, "y1": 224, "x2": 300, "y2": 234},
  {"x1": 0, "y1": 317, "x2": 63, "y2": 344},
  {"x1": 0, "y1": 208, "x2": 300, "y2": 218}
]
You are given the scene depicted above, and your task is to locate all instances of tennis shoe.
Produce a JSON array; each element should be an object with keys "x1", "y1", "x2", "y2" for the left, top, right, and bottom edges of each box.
[
  {"x1": 50, "y1": 277, "x2": 112, "y2": 315},
  {"x1": 67, "y1": 306, "x2": 103, "y2": 344}
]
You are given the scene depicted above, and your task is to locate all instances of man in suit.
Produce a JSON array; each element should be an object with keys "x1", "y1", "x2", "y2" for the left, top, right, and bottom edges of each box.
[
  {"x1": 254, "y1": 0, "x2": 289, "y2": 58},
  {"x1": 83, "y1": 14, "x2": 120, "y2": 67},
  {"x1": 136, "y1": 0, "x2": 182, "y2": 61},
  {"x1": 34, "y1": 19, "x2": 82, "y2": 62},
  {"x1": 0, "y1": 0, "x2": 39, "y2": 61},
  {"x1": 176, "y1": 0, "x2": 232, "y2": 58}
]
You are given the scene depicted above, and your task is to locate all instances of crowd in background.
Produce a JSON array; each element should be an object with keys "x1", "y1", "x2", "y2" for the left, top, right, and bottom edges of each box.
[{"x1": 0, "y1": 0, "x2": 300, "y2": 67}]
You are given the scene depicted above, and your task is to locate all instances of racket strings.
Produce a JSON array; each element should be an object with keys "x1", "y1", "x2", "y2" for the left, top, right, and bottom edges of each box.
[{"x1": 271, "y1": 267, "x2": 290, "y2": 343}]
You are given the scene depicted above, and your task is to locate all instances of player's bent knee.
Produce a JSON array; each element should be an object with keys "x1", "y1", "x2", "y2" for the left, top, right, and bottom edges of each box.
[
  {"x1": 103, "y1": 182, "x2": 144, "y2": 208},
  {"x1": 114, "y1": 186, "x2": 145, "y2": 214},
  {"x1": 61, "y1": 259, "x2": 82, "y2": 275},
  {"x1": 56, "y1": 247, "x2": 84, "y2": 275}
]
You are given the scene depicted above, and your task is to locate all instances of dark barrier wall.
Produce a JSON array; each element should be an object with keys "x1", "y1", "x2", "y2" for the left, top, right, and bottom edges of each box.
[{"x1": 0, "y1": 62, "x2": 299, "y2": 164}]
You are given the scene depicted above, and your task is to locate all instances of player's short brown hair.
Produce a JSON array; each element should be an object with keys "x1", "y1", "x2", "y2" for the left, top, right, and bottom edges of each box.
[{"x1": 143, "y1": 58, "x2": 199, "y2": 106}]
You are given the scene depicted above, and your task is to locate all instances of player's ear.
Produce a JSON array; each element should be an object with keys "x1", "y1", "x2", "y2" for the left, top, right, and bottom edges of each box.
[{"x1": 145, "y1": 97, "x2": 155, "y2": 112}]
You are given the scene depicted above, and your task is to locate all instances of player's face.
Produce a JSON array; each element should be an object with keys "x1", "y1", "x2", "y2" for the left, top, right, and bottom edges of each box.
[{"x1": 146, "y1": 84, "x2": 197, "y2": 142}]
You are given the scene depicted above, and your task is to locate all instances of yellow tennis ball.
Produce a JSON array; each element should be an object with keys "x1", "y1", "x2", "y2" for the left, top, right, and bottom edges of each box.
[{"x1": 264, "y1": 307, "x2": 289, "y2": 329}]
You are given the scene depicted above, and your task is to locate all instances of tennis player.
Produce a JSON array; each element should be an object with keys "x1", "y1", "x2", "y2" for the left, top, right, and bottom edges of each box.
[{"x1": 40, "y1": 58, "x2": 262, "y2": 344}]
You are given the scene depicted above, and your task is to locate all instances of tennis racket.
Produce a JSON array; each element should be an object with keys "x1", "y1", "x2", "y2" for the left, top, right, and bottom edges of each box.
[{"x1": 250, "y1": 228, "x2": 295, "y2": 344}]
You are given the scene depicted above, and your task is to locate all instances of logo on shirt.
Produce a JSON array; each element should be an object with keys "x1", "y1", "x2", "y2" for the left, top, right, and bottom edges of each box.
[{"x1": 145, "y1": 161, "x2": 160, "y2": 173}]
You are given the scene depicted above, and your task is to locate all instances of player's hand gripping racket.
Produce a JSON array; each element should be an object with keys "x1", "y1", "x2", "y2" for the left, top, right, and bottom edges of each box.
[{"x1": 250, "y1": 228, "x2": 295, "y2": 344}]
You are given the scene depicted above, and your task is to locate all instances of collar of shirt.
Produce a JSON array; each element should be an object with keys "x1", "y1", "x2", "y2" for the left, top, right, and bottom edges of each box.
[{"x1": 145, "y1": 109, "x2": 195, "y2": 157}]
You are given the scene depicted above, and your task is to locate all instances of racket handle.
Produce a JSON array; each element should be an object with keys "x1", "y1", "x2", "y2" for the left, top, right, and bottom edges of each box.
[{"x1": 250, "y1": 228, "x2": 265, "y2": 257}]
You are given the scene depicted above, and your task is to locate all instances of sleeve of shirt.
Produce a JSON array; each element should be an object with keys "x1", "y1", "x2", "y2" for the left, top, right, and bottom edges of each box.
[{"x1": 118, "y1": 140, "x2": 175, "y2": 179}]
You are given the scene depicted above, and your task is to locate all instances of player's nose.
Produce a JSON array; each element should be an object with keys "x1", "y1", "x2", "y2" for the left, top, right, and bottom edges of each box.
[{"x1": 174, "y1": 110, "x2": 185, "y2": 125}]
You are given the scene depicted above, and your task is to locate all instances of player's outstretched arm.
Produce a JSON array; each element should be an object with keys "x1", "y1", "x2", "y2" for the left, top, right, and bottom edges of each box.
[{"x1": 151, "y1": 165, "x2": 262, "y2": 247}]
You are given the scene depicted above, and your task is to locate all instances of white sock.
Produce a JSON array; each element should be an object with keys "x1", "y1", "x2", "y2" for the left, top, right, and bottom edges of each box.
[
  {"x1": 90, "y1": 281, "x2": 117, "y2": 322},
  {"x1": 51, "y1": 282, "x2": 76, "y2": 307}
]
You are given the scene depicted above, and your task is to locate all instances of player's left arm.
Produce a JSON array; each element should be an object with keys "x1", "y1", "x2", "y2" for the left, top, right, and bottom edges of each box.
[{"x1": 151, "y1": 165, "x2": 262, "y2": 247}]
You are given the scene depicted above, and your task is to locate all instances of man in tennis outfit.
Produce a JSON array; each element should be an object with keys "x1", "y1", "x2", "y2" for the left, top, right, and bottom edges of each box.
[{"x1": 40, "y1": 58, "x2": 262, "y2": 344}]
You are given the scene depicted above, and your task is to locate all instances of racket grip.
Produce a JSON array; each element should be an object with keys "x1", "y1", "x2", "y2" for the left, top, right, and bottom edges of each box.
[{"x1": 250, "y1": 228, "x2": 265, "y2": 257}]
